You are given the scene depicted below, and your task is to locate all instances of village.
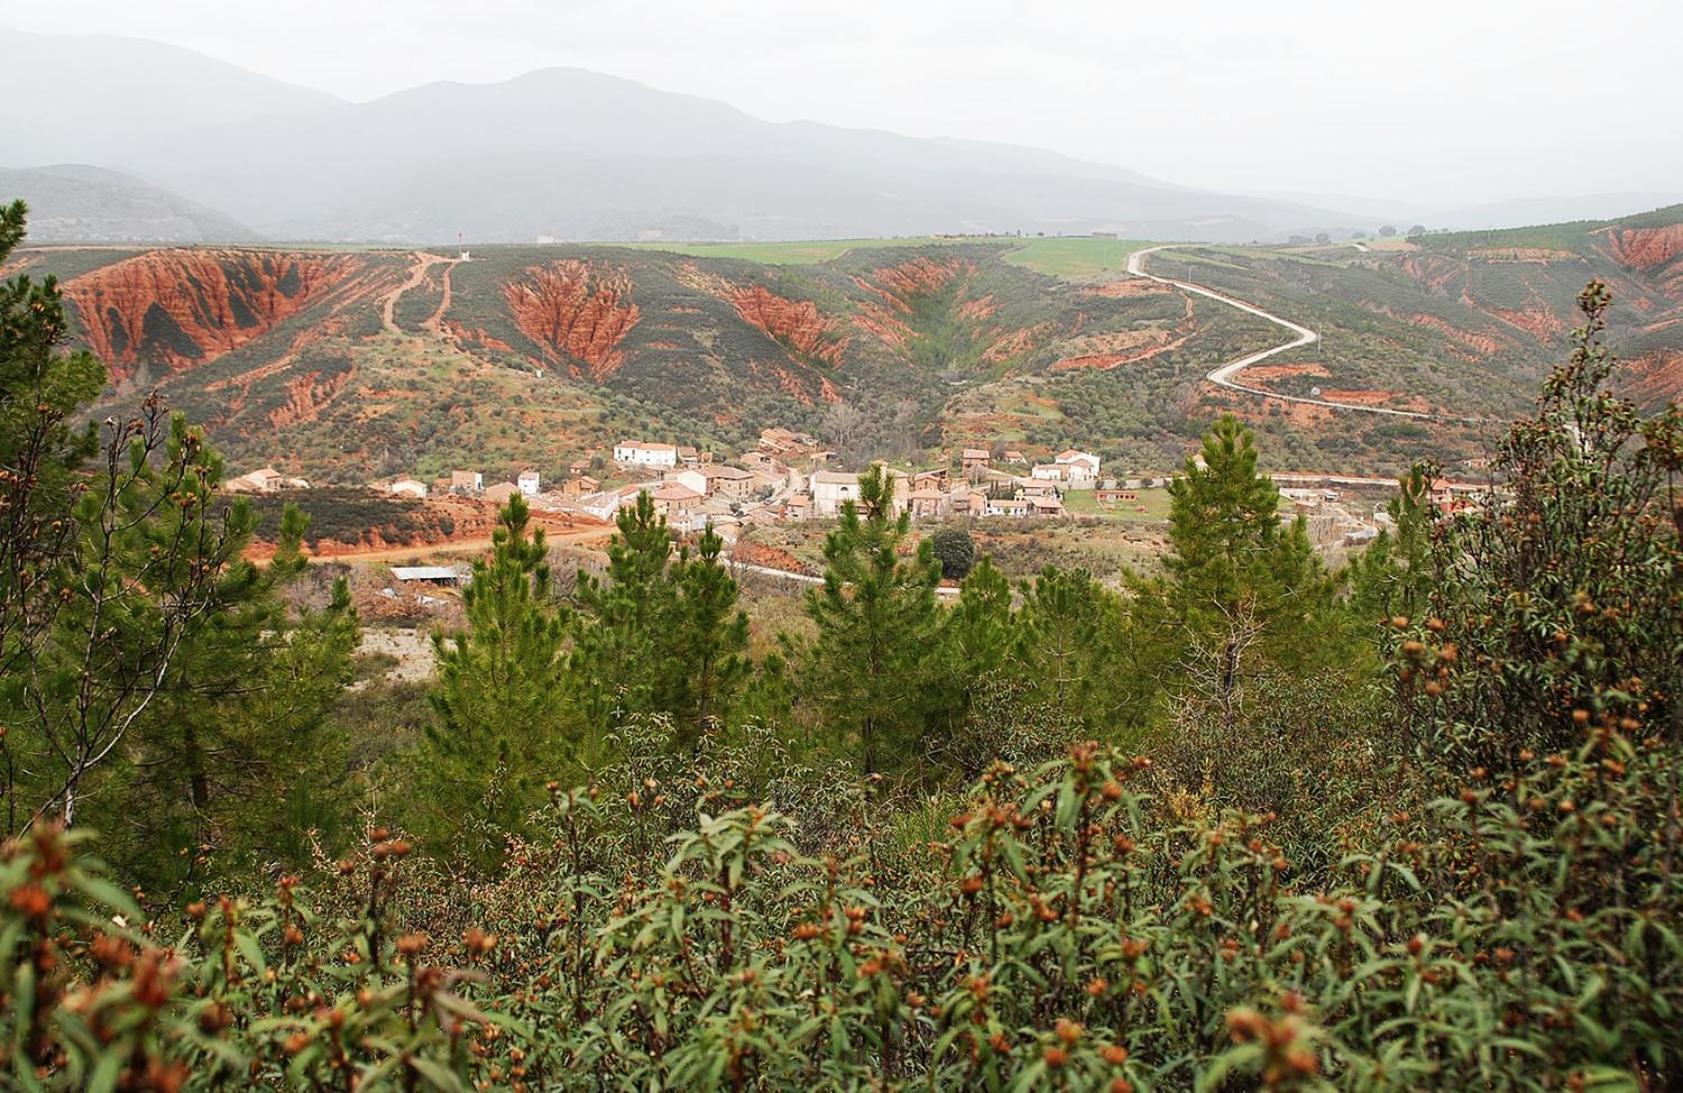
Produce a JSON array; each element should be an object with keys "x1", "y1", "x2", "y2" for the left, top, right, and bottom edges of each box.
[{"x1": 219, "y1": 425, "x2": 1490, "y2": 573}]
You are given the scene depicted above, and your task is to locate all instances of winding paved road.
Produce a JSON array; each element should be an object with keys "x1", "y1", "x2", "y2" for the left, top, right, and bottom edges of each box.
[{"x1": 1126, "y1": 245, "x2": 1436, "y2": 420}]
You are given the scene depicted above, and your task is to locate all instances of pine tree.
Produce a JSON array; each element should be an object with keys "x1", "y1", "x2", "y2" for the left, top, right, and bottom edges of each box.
[
  {"x1": 569, "y1": 491, "x2": 674, "y2": 747},
  {"x1": 424, "y1": 494, "x2": 569, "y2": 864},
  {"x1": 1140, "y1": 414, "x2": 1347, "y2": 727},
  {"x1": 1015, "y1": 566, "x2": 1134, "y2": 732},
  {"x1": 1164, "y1": 414, "x2": 1288, "y2": 623},
  {"x1": 658, "y1": 523, "x2": 750, "y2": 754},
  {"x1": 1347, "y1": 465, "x2": 1433, "y2": 631},
  {"x1": 95, "y1": 500, "x2": 360, "y2": 889},
  {"x1": 801, "y1": 466, "x2": 942, "y2": 776}
]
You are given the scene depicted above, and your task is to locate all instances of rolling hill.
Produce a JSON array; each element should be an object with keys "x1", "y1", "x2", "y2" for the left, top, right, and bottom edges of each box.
[
  {"x1": 0, "y1": 165, "x2": 258, "y2": 243},
  {"x1": 6, "y1": 207, "x2": 1675, "y2": 486}
]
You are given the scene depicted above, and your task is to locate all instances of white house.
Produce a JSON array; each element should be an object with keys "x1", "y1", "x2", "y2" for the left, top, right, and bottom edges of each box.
[
  {"x1": 649, "y1": 483, "x2": 705, "y2": 531},
  {"x1": 1031, "y1": 463, "x2": 1067, "y2": 483},
  {"x1": 388, "y1": 478, "x2": 428, "y2": 499},
  {"x1": 808, "y1": 471, "x2": 861, "y2": 516},
  {"x1": 613, "y1": 440, "x2": 679, "y2": 468},
  {"x1": 1054, "y1": 449, "x2": 1101, "y2": 489},
  {"x1": 664, "y1": 468, "x2": 710, "y2": 497},
  {"x1": 517, "y1": 469, "x2": 541, "y2": 496}
]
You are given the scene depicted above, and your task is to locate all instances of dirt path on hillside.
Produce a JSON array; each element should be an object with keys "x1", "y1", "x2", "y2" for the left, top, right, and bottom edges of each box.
[
  {"x1": 381, "y1": 251, "x2": 455, "y2": 334},
  {"x1": 426, "y1": 258, "x2": 457, "y2": 335}
]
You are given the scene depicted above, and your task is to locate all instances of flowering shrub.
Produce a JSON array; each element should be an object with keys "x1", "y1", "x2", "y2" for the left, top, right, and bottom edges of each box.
[{"x1": 3, "y1": 718, "x2": 1677, "y2": 1088}]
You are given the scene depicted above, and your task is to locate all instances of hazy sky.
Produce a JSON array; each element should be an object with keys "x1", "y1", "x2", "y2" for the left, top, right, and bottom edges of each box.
[{"x1": 4, "y1": 0, "x2": 1679, "y2": 207}]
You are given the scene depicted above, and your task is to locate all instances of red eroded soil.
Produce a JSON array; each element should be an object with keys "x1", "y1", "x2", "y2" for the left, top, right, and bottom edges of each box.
[
  {"x1": 1602, "y1": 224, "x2": 1683, "y2": 271},
  {"x1": 1242, "y1": 363, "x2": 1331, "y2": 384},
  {"x1": 851, "y1": 257, "x2": 973, "y2": 350},
  {"x1": 1361, "y1": 302, "x2": 1506, "y2": 357},
  {"x1": 1486, "y1": 306, "x2": 1567, "y2": 341},
  {"x1": 732, "y1": 538, "x2": 811, "y2": 576},
  {"x1": 1316, "y1": 389, "x2": 1403, "y2": 407},
  {"x1": 1049, "y1": 326, "x2": 1193, "y2": 372},
  {"x1": 1624, "y1": 349, "x2": 1683, "y2": 405},
  {"x1": 1397, "y1": 253, "x2": 1469, "y2": 297},
  {"x1": 503, "y1": 260, "x2": 640, "y2": 381},
  {"x1": 868, "y1": 256, "x2": 965, "y2": 302},
  {"x1": 270, "y1": 367, "x2": 352, "y2": 427},
  {"x1": 64, "y1": 250, "x2": 362, "y2": 382},
  {"x1": 984, "y1": 323, "x2": 1052, "y2": 363},
  {"x1": 1083, "y1": 278, "x2": 1176, "y2": 299},
  {"x1": 731, "y1": 284, "x2": 848, "y2": 366}
]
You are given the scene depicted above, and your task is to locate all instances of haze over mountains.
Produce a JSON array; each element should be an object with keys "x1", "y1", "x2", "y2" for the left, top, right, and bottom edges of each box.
[{"x1": 3, "y1": 27, "x2": 1678, "y2": 246}]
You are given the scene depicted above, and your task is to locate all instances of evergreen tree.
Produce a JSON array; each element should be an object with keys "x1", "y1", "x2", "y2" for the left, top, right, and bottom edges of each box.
[
  {"x1": 1138, "y1": 414, "x2": 1348, "y2": 726},
  {"x1": 801, "y1": 466, "x2": 942, "y2": 776},
  {"x1": 569, "y1": 491, "x2": 674, "y2": 747},
  {"x1": 657, "y1": 523, "x2": 751, "y2": 754},
  {"x1": 424, "y1": 494, "x2": 569, "y2": 864},
  {"x1": 93, "y1": 501, "x2": 360, "y2": 889},
  {"x1": 1347, "y1": 464, "x2": 1433, "y2": 631},
  {"x1": 1015, "y1": 566, "x2": 1134, "y2": 733},
  {"x1": 1163, "y1": 414, "x2": 1289, "y2": 623}
]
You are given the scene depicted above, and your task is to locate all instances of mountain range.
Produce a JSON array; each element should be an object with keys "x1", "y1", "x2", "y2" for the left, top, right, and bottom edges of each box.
[{"x1": 0, "y1": 28, "x2": 1518, "y2": 246}]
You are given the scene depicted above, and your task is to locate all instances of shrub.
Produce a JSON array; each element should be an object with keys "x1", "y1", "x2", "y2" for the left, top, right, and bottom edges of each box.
[{"x1": 929, "y1": 525, "x2": 977, "y2": 579}]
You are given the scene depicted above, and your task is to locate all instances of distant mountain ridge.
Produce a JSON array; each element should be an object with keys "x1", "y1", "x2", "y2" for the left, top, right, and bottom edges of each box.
[
  {"x1": 0, "y1": 29, "x2": 1367, "y2": 245},
  {"x1": 0, "y1": 165, "x2": 259, "y2": 243}
]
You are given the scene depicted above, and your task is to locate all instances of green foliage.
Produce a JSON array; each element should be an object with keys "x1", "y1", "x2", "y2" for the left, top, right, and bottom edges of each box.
[
  {"x1": 928, "y1": 524, "x2": 976, "y2": 579},
  {"x1": 1390, "y1": 281, "x2": 1683, "y2": 771},
  {"x1": 4, "y1": 713, "x2": 1679, "y2": 1088},
  {"x1": 422, "y1": 493, "x2": 569, "y2": 864},
  {"x1": 799, "y1": 466, "x2": 943, "y2": 776}
]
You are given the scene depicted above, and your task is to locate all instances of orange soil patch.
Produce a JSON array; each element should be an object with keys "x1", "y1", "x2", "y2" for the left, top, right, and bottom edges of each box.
[
  {"x1": 269, "y1": 366, "x2": 352, "y2": 427},
  {"x1": 850, "y1": 256, "x2": 974, "y2": 351},
  {"x1": 731, "y1": 284, "x2": 848, "y2": 366},
  {"x1": 1467, "y1": 247, "x2": 1576, "y2": 262},
  {"x1": 1317, "y1": 389, "x2": 1400, "y2": 407},
  {"x1": 1049, "y1": 310, "x2": 1195, "y2": 371},
  {"x1": 984, "y1": 323, "x2": 1053, "y2": 363},
  {"x1": 1083, "y1": 278, "x2": 1175, "y2": 299},
  {"x1": 1243, "y1": 362, "x2": 1331, "y2": 384},
  {"x1": 757, "y1": 361, "x2": 819, "y2": 406},
  {"x1": 64, "y1": 250, "x2": 363, "y2": 381},
  {"x1": 1399, "y1": 254, "x2": 1464, "y2": 295},
  {"x1": 1487, "y1": 305, "x2": 1567, "y2": 340},
  {"x1": 1362, "y1": 302, "x2": 1504, "y2": 358},
  {"x1": 444, "y1": 321, "x2": 515, "y2": 354},
  {"x1": 733, "y1": 538, "x2": 811, "y2": 575},
  {"x1": 1625, "y1": 349, "x2": 1683, "y2": 405},
  {"x1": 1601, "y1": 224, "x2": 1683, "y2": 270},
  {"x1": 503, "y1": 260, "x2": 640, "y2": 381},
  {"x1": 247, "y1": 497, "x2": 609, "y2": 562}
]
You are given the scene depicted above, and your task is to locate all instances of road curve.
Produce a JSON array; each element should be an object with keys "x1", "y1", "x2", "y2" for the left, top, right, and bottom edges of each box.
[{"x1": 1126, "y1": 245, "x2": 1435, "y2": 420}]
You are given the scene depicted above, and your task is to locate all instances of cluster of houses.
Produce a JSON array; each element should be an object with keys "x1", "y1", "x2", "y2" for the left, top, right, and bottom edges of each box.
[
  {"x1": 324, "y1": 429, "x2": 1113, "y2": 536},
  {"x1": 229, "y1": 428, "x2": 1496, "y2": 567},
  {"x1": 225, "y1": 466, "x2": 311, "y2": 493},
  {"x1": 565, "y1": 433, "x2": 1106, "y2": 532}
]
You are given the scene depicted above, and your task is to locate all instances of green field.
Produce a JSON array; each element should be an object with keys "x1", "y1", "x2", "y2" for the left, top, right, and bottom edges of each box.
[
  {"x1": 1000, "y1": 236, "x2": 1154, "y2": 279},
  {"x1": 1060, "y1": 485, "x2": 1173, "y2": 520},
  {"x1": 615, "y1": 234, "x2": 1155, "y2": 280},
  {"x1": 617, "y1": 236, "x2": 982, "y2": 265}
]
